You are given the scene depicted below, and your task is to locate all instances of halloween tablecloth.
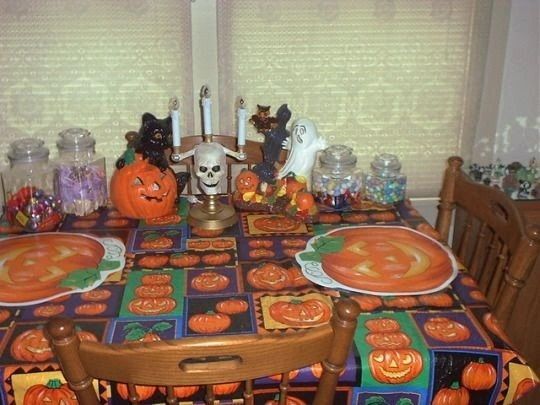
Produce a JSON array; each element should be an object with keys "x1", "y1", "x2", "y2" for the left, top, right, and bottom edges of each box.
[{"x1": 0, "y1": 198, "x2": 538, "y2": 405}]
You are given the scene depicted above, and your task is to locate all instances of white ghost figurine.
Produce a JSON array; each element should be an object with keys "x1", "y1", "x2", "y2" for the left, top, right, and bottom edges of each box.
[{"x1": 278, "y1": 118, "x2": 327, "y2": 190}]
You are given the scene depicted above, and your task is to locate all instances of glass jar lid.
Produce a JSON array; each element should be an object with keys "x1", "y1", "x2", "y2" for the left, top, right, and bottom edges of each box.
[
  {"x1": 57, "y1": 128, "x2": 95, "y2": 152},
  {"x1": 7, "y1": 138, "x2": 50, "y2": 166},
  {"x1": 371, "y1": 153, "x2": 402, "y2": 177},
  {"x1": 319, "y1": 145, "x2": 357, "y2": 174}
]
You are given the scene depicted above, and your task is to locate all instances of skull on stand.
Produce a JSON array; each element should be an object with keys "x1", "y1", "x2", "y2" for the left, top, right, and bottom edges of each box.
[{"x1": 194, "y1": 142, "x2": 227, "y2": 195}]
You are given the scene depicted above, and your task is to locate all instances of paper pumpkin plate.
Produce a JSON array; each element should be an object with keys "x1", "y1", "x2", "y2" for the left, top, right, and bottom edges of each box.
[
  {"x1": 0, "y1": 232, "x2": 125, "y2": 306},
  {"x1": 296, "y1": 226, "x2": 458, "y2": 296}
]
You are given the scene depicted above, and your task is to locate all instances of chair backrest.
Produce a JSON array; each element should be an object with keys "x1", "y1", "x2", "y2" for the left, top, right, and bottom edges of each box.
[
  {"x1": 124, "y1": 132, "x2": 288, "y2": 194},
  {"x1": 435, "y1": 156, "x2": 540, "y2": 328},
  {"x1": 46, "y1": 297, "x2": 360, "y2": 405}
]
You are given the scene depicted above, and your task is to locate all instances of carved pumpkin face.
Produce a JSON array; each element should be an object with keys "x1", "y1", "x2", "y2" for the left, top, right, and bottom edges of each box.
[
  {"x1": 269, "y1": 298, "x2": 332, "y2": 328},
  {"x1": 11, "y1": 328, "x2": 53, "y2": 362},
  {"x1": 110, "y1": 155, "x2": 177, "y2": 219},
  {"x1": 424, "y1": 317, "x2": 471, "y2": 342},
  {"x1": 365, "y1": 332, "x2": 412, "y2": 349},
  {"x1": 128, "y1": 297, "x2": 177, "y2": 316},
  {"x1": 236, "y1": 170, "x2": 260, "y2": 194},
  {"x1": 247, "y1": 263, "x2": 292, "y2": 291},
  {"x1": 23, "y1": 379, "x2": 78, "y2": 405},
  {"x1": 368, "y1": 348, "x2": 423, "y2": 384},
  {"x1": 191, "y1": 272, "x2": 230, "y2": 292}
]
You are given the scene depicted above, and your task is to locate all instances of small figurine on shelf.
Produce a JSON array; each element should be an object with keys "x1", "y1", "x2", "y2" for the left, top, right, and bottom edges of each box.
[
  {"x1": 277, "y1": 118, "x2": 327, "y2": 190},
  {"x1": 253, "y1": 104, "x2": 292, "y2": 183},
  {"x1": 249, "y1": 105, "x2": 278, "y2": 135}
]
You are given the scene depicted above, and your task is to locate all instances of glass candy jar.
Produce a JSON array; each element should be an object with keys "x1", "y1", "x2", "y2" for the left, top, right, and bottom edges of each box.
[
  {"x1": 312, "y1": 145, "x2": 363, "y2": 209},
  {"x1": 3, "y1": 138, "x2": 63, "y2": 231},
  {"x1": 365, "y1": 153, "x2": 407, "y2": 205},
  {"x1": 55, "y1": 128, "x2": 108, "y2": 216}
]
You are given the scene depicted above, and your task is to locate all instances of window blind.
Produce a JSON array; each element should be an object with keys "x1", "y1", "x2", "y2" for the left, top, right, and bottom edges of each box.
[
  {"x1": 0, "y1": 0, "x2": 194, "y2": 177},
  {"x1": 216, "y1": 0, "x2": 493, "y2": 197}
]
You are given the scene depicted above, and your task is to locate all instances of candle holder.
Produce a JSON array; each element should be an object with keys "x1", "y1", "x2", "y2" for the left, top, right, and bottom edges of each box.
[{"x1": 171, "y1": 133, "x2": 246, "y2": 230}]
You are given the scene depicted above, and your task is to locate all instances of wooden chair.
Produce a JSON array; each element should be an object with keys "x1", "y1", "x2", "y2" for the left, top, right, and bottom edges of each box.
[
  {"x1": 124, "y1": 132, "x2": 287, "y2": 194},
  {"x1": 46, "y1": 297, "x2": 360, "y2": 405},
  {"x1": 435, "y1": 156, "x2": 540, "y2": 328}
]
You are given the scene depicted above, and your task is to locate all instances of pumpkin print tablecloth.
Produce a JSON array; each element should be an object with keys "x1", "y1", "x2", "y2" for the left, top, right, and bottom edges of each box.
[{"x1": 0, "y1": 197, "x2": 538, "y2": 404}]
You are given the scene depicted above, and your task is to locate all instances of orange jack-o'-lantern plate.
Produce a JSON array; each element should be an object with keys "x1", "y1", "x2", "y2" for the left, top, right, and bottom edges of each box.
[
  {"x1": 0, "y1": 232, "x2": 125, "y2": 306},
  {"x1": 296, "y1": 226, "x2": 458, "y2": 295}
]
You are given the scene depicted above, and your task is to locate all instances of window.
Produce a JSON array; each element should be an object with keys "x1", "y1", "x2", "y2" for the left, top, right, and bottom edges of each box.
[{"x1": 0, "y1": 0, "x2": 497, "y2": 199}]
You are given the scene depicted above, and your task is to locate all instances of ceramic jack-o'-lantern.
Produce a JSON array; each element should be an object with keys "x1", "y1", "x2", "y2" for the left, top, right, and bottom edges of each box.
[{"x1": 110, "y1": 154, "x2": 177, "y2": 219}]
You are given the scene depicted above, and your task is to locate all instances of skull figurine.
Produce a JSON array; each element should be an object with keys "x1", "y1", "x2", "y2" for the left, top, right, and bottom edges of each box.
[{"x1": 194, "y1": 142, "x2": 226, "y2": 195}]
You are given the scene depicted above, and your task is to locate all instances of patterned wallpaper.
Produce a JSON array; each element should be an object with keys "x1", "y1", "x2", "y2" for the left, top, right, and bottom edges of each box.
[{"x1": 0, "y1": 0, "x2": 194, "y2": 180}]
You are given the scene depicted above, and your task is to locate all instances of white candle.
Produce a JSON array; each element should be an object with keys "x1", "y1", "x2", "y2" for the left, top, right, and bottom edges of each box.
[
  {"x1": 237, "y1": 99, "x2": 247, "y2": 146},
  {"x1": 201, "y1": 86, "x2": 212, "y2": 135},
  {"x1": 169, "y1": 96, "x2": 181, "y2": 147}
]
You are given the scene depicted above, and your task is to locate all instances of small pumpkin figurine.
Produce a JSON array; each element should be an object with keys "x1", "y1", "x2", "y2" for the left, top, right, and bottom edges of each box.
[{"x1": 110, "y1": 154, "x2": 178, "y2": 219}]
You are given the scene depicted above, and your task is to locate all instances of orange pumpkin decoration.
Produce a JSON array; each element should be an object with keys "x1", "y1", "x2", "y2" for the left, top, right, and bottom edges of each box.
[
  {"x1": 191, "y1": 272, "x2": 230, "y2": 292},
  {"x1": 469, "y1": 290, "x2": 487, "y2": 302},
  {"x1": 318, "y1": 212, "x2": 342, "y2": 224},
  {"x1": 145, "y1": 214, "x2": 182, "y2": 226},
  {"x1": 253, "y1": 216, "x2": 301, "y2": 233},
  {"x1": 0, "y1": 233, "x2": 105, "y2": 304},
  {"x1": 138, "y1": 255, "x2": 169, "y2": 269},
  {"x1": 212, "y1": 239, "x2": 235, "y2": 249},
  {"x1": 365, "y1": 332, "x2": 412, "y2": 349},
  {"x1": 11, "y1": 328, "x2": 54, "y2": 362},
  {"x1": 201, "y1": 252, "x2": 232, "y2": 266},
  {"x1": 268, "y1": 369, "x2": 300, "y2": 381},
  {"x1": 116, "y1": 383, "x2": 157, "y2": 401},
  {"x1": 81, "y1": 288, "x2": 112, "y2": 301},
  {"x1": 135, "y1": 284, "x2": 173, "y2": 298},
  {"x1": 191, "y1": 227, "x2": 225, "y2": 237},
  {"x1": 369, "y1": 211, "x2": 397, "y2": 222},
  {"x1": 368, "y1": 348, "x2": 423, "y2": 384},
  {"x1": 482, "y1": 313, "x2": 511, "y2": 345},
  {"x1": 170, "y1": 253, "x2": 201, "y2": 268},
  {"x1": 72, "y1": 220, "x2": 97, "y2": 229},
  {"x1": 281, "y1": 238, "x2": 307, "y2": 248},
  {"x1": 188, "y1": 311, "x2": 231, "y2": 334},
  {"x1": 460, "y1": 275, "x2": 477, "y2": 287},
  {"x1": 342, "y1": 212, "x2": 369, "y2": 223},
  {"x1": 249, "y1": 248, "x2": 275, "y2": 259},
  {"x1": 110, "y1": 154, "x2": 178, "y2": 219},
  {"x1": 295, "y1": 192, "x2": 315, "y2": 211},
  {"x1": 141, "y1": 273, "x2": 172, "y2": 285},
  {"x1": 23, "y1": 379, "x2": 77, "y2": 405},
  {"x1": 0, "y1": 308, "x2": 10, "y2": 323},
  {"x1": 320, "y1": 227, "x2": 455, "y2": 294},
  {"x1": 140, "y1": 236, "x2": 174, "y2": 250},
  {"x1": 424, "y1": 317, "x2": 471, "y2": 342},
  {"x1": 283, "y1": 248, "x2": 302, "y2": 258},
  {"x1": 158, "y1": 385, "x2": 200, "y2": 399},
  {"x1": 365, "y1": 318, "x2": 401, "y2": 333},
  {"x1": 286, "y1": 265, "x2": 310, "y2": 288},
  {"x1": 236, "y1": 170, "x2": 260, "y2": 194},
  {"x1": 513, "y1": 378, "x2": 537, "y2": 402},
  {"x1": 247, "y1": 263, "x2": 292, "y2": 291},
  {"x1": 269, "y1": 298, "x2": 332, "y2": 327},
  {"x1": 310, "y1": 362, "x2": 346, "y2": 379},
  {"x1": 284, "y1": 176, "x2": 306, "y2": 198},
  {"x1": 351, "y1": 295, "x2": 383, "y2": 312},
  {"x1": 33, "y1": 304, "x2": 65, "y2": 318},
  {"x1": 216, "y1": 298, "x2": 249, "y2": 314},
  {"x1": 104, "y1": 218, "x2": 130, "y2": 227},
  {"x1": 248, "y1": 239, "x2": 274, "y2": 248},
  {"x1": 128, "y1": 297, "x2": 176, "y2": 316},
  {"x1": 461, "y1": 358, "x2": 497, "y2": 390},
  {"x1": 384, "y1": 296, "x2": 419, "y2": 309},
  {"x1": 187, "y1": 239, "x2": 212, "y2": 250},
  {"x1": 74, "y1": 302, "x2": 108, "y2": 316},
  {"x1": 213, "y1": 381, "x2": 241, "y2": 395},
  {"x1": 432, "y1": 382, "x2": 470, "y2": 405},
  {"x1": 418, "y1": 292, "x2": 454, "y2": 308}
]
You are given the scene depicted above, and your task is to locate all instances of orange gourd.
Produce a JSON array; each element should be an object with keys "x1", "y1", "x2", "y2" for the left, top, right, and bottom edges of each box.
[{"x1": 23, "y1": 379, "x2": 77, "y2": 405}]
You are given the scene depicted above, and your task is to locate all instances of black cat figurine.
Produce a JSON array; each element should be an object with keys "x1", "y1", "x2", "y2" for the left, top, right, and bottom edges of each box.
[{"x1": 137, "y1": 112, "x2": 172, "y2": 171}]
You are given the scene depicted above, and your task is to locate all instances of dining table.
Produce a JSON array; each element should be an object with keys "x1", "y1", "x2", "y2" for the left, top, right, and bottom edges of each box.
[{"x1": 0, "y1": 196, "x2": 538, "y2": 405}]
